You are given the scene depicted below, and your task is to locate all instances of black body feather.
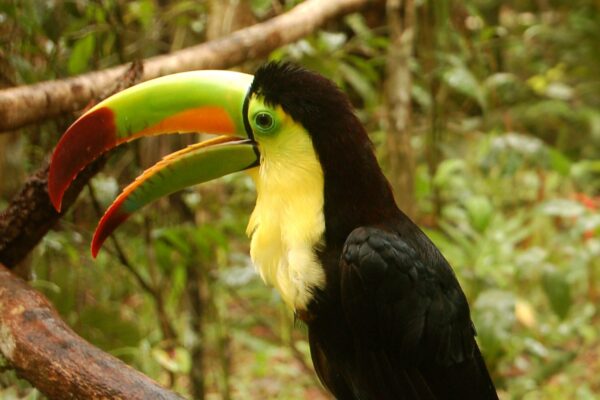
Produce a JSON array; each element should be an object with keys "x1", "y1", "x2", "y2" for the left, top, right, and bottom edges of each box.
[{"x1": 250, "y1": 62, "x2": 498, "y2": 399}]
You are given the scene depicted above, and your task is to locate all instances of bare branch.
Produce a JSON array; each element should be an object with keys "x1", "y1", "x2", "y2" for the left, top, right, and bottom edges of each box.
[
  {"x1": 0, "y1": 0, "x2": 376, "y2": 132},
  {"x1": 0, "y1": 264, "x2": 185, "y2": 400}
]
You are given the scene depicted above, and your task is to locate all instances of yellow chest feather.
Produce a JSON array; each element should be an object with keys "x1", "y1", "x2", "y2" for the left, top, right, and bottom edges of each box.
[{"x1": 245, "y1": 130, "x2": 326, "y2": 311}]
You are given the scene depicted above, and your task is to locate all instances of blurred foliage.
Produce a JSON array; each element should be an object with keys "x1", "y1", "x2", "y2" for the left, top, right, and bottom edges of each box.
[{"x1": 1, "y1": 0, "x2": 600, "y2": 399}]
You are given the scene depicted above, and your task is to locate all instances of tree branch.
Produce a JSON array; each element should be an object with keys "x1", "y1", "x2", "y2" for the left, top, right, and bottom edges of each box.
[
  {"x1": 0, "y1": 264, "x2": 185, "y2": 400},
  {"x1": 0, "y1": 0, "x2": 376, "y2": 132}
]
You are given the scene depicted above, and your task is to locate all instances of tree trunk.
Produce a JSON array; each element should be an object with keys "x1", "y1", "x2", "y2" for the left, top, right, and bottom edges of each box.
[
  {"x1": 420, "y1": 0, "x2": 448, "y2": 221},
  {"x1": 187, "y1": 259, "x2": 207, "y2": 400},
  {"x1": 385, "y1": 0, "x2": 416, "y2": 218}
]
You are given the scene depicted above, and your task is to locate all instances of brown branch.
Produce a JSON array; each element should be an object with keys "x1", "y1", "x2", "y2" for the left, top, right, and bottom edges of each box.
[
  {"x1": 0, "y1": 0, "x2": 376, "y2": 132},
  {"x1": 0, "y1": 264, "x2": 185, "y2": 400}
]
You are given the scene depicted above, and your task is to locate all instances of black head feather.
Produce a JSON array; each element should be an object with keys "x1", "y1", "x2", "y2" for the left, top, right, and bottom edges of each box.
[{"x1": 250, "y1": 62, "x2": 355, "y2": 131}]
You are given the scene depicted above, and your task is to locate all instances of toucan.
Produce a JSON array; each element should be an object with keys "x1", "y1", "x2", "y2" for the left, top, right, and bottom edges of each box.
[{"x1": 49, "y1": 62, "x2": 498, "y2": 399}]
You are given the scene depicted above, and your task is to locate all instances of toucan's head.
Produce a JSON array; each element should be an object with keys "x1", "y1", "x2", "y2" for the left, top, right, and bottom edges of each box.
[{"x1": 48, "y1": 63, "x2": 393, "y2": 306}]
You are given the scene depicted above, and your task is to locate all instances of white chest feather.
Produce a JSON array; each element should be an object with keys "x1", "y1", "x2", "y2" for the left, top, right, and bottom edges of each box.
[{"x1": 245, "y1": 129, "x2": 326, "y2": 311}]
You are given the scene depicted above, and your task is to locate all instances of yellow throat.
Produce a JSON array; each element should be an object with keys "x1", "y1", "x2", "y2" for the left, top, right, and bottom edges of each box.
[{"x1": 246, "y1": 108, "x2": 326, "y2": 311}]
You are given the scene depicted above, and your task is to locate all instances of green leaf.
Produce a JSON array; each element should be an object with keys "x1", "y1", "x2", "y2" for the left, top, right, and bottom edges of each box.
[
  {"x1": 572, "y1": 160, "x2": 600, "y2": 177},
  {"x1": 338, "y1": 62, "x2": 377, "y2": 106},
  {"x1": 545, "y1": 82, "x2": 574, "y2": 101},
  {"x1": 127, "y1": 0, "x2": 156, "y2": 28},
  {"x1": 465, "y1": 195, "x2": 494, "y2": 232},
  {"x1": 250, "y1": 0, "x2": 272, "y2": 17},
  {"x1": 442, "y1": 65, "x2": 487, "y2": 110},
  {"x1": 547, "y1": 148, "x2": 572, "y2": 175},
  {"x1": 151, "y1": 347, "x2": 191, "y2": 373},
  {"x1": 318, "y1": 31, "x2": 347, "y2": 52},
  {"x1": 412, "y1": 84, "x2": 432, "y2": 110},
  {"x1": 77, "y1": 305, "x2": 142, "y2": 353},
  {"x1": 68, "y1": 34, "x2": 95, "y2": 75},
  {"x1": 433, "y1": 158, "x2": 467, "y2": 188},
  {"x1": 344, "y1": 14, "x2": 372, "y2": 38},
  {"x1": 473, "y1": 290, "x2": 515, "y2": 360},
  {"x1": 484, "y1": 72, "x2": 519, "y2": 89},
  {"x1": 540, "y1": 199, "x2": 586, "y2": 218},
  {"x1": 542, "y1": 267, "x2": 572, "y2": 319}
]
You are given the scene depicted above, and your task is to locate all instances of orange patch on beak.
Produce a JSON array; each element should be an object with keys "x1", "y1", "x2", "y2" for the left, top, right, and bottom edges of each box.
[{"x1": 133, "y1": 106, "x2": 236, "y2": 139}]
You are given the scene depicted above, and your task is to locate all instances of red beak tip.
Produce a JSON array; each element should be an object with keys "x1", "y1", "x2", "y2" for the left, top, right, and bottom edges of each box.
[
  {"x1": 91, "y1": 240, "x2": 101, "y2": 258},
  {"x1": 48, "y1": 107, "x2": 118, "y2": 214},
  {"x1": 48, "y1": 166, "x2": 65, "y2": 212},
  {"x1": 50, "y1": 196, "x2": 63, "y2": 213}
]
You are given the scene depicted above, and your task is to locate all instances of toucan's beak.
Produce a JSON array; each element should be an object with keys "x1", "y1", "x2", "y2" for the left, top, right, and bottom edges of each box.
[{"x1": 48, "y1": 70, "x2": 258, "y2": 257}]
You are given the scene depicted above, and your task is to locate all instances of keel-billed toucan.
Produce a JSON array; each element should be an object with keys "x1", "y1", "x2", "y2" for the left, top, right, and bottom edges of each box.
[{"x1": 49, "y1": 62, "x2": 498, "y2": 399}]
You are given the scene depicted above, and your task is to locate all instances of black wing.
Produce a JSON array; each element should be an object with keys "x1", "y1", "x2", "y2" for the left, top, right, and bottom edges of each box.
[{"x1": 338, "y1": 226, "x2": 497, "y2": 400}]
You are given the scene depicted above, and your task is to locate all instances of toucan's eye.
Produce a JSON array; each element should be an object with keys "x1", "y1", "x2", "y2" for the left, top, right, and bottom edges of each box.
[{"x1": 254, "y1": 112, "x2": 274, "y2": 131}]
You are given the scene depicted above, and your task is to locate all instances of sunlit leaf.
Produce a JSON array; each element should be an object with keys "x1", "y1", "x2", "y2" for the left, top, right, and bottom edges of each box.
[
  {"x1": 411, "y1": 84, "x2": 432, "y2": 110},
  {"x1": 219, "y1": 264, "x2": 257, "y2": 287},
  {"x1": 127, "y1": 0, "x2": 156, "y2": 28},
  {"x1": 473, "y1": 290, "x2": 515, "y2": 360},
  {"x1": 344, "y1": 14, "x2": 372, "y2": 38},
  {"x1": 319, "y1": 31, "x2": 347, "y2": 52},
  {"x1": 547, "y1": 148, "x2": 572, "y2": 175},
  {"x1": 68, "y1": 34, "x2": 95, "y2": 75},
  {"x1": 442, "y1": 64, "x2": 487, "y2": 110},
  {"x1": 464, "y1": 195, "x2": 493, "y2": 232},
  {"x1": 515, "y1": 299, "x2": 537, "y2": 328},
  {"x1": 250, "y1": 0, "x2": 272, "y2": 18},
  {"x1": 540, "y1": 199, "x2": 586, "y2": 218},
  {"x1": 151, "y1": 347, "x2": 191, "y2": 373},
  {"x1": 545, "y1": 82, "x2": 574, "y2": 101},
  {"x1": 338, "y1": 62, "x2": 377, "y2": 106},
  {"x1": 91, "y1": 175, "x2": 119, "y2": 206},
  {"x1": 433, "y1": 158, "x2": 467, "y2": 188}
]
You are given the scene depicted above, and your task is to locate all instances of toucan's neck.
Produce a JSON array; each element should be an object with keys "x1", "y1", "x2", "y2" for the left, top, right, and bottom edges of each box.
[
  {"x1": 309, "y1": 117, "x2": 399, "y2": 248},
  {"x1": 323, "y1": 144, "x2": 398, "y2": 247}
]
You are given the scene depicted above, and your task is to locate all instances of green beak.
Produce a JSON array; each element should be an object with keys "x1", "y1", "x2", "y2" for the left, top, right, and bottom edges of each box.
[{"x1": 48, "y1": 70, "x2": 258, "y2": 257}]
